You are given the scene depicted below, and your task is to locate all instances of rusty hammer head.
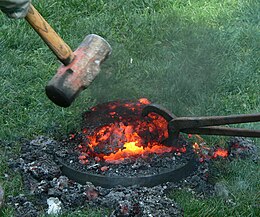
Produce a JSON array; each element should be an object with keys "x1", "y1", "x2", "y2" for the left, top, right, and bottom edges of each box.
[{"x1": 45, "y1": 34, "x2": 112, "y2": 107}]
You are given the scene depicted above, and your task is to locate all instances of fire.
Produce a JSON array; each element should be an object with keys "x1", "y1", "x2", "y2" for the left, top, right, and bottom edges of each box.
[
  {"x1": 103, "y1": 142, "x2": 178, "y2": 164},
  {"x1": 74, "y1": 98, "x2": 187, "y2": 164},
  {"x1": 103, "y1": 142, "x2": 144, "y2": 164},
  {"x1": 124, "y1": 142, "x2": 143, "y2": 153},
  {"x1": 192, "y1": 141, "x2": 229, "y2": 161},
  {"x1": 138, "y1": 98, "x2": 150, "y2": 104},
  {"x1": 213, "y1": 148, "x2": 229, "y2": 158},
  {"x1": 72, "y1": 99, "x2": 230, "y2": 165},
  {"x1": 81, "y1": 113, "x2": 176, "y2": 163}
]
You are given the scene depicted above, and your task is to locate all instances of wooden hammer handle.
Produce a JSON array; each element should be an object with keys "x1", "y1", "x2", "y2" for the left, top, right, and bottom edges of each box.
[{"x1": 25, "y1": 4, "x2": 74, "y2": 65}]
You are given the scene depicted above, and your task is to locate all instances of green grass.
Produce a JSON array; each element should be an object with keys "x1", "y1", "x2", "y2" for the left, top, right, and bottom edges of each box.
[
  {"x1": 0, "y1": 0, "x2": 259, "y2": 216},
  {"x1": 171, "y1": 159, "x2": 260, "y2": 217}
]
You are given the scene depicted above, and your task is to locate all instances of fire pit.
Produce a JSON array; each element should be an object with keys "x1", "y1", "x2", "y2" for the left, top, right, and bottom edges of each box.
[
  {"x1": 56, "y1": 98, "x2": 260, "y2": 188},
  {"x1": 56, "y1": 99, "x2": 198, "y2": 188},
  {"x1": 6, "y1": 135, "x2": 258, "y2": 216},
  {"x1": 5, "y1": 98, "x2": 259, "y2": 216}
]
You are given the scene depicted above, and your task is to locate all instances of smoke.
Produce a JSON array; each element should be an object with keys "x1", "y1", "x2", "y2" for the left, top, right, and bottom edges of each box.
[{"x1": 84, "y1": 8, "x2": 251, "y2": 117}]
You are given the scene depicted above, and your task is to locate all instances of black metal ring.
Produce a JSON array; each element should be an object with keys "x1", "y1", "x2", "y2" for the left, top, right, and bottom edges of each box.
[{"x1": 56, "y1": 155, "x2": 198, "y2": 188}]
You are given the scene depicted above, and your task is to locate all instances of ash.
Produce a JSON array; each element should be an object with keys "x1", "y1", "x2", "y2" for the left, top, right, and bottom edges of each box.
[
  {"x1": 5, "y1": 136, "x2": 258, "y2": 216},
  {"x1": 228, "y1": 137, "x2": 259, "y2": 161},
  {"x1": 7, "y1": 136, "x2": 183, "y2": 217}
]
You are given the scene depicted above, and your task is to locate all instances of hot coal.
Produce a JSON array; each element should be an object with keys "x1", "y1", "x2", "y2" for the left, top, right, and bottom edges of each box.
[
  {"x1": 54, "y1": 99, "x2": 193, "y2": 179},
  {"x1": 81, "y1": 99, "x2": 151, "y2": 128},
  {"x1": 56, "y1": 135, "x2": 192, "y2": 177},
  {"x1": 75, "y1": 99, "x2": 171, "y2": 160}
]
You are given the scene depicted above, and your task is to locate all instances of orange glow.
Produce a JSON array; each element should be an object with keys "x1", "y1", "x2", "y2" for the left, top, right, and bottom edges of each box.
[
  {"x1": 138, "y1": 98, "x2": 150, "y2": 104},
  {"x1": 75, "y1": 98, "x2": 230, "y2": 165},
  {"x1": 124, "y1": 142, "x2": 144, "y2": 152},
  {"x1": 193, "y1": 142, "x2": 199, "y2": 150},
  {"x1": 76, "y1": 98, "x2": 186, "y2": 164},
  {"x1": 213, "y1": 148, "x2": 229, "y2": 158},
  {"x1": 103, "y1": 141, "x2": 180, "y2": 164},
  {"x1": 84, "y1": 114, "x2": 171, "y2": 163},
  {"x1": 192, "y1": 141, "x2": 229, "y2": 160}
]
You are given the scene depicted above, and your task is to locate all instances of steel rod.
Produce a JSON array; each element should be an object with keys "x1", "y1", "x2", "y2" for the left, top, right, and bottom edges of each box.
[
  {"x1": 141, "y1": 104, "x2": 175, "y2": 122},
  {"x1": 181, "y1": 126, "x2": 260, "y2": 137},
  {"x1": 171, "y1": 113, "x2": 260, "y2": 129}
]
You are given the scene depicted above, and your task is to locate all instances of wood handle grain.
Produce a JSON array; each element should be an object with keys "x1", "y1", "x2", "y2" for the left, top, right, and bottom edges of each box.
[{"x1": 25, "y1": 4, "x2": 74, "y2": 65}]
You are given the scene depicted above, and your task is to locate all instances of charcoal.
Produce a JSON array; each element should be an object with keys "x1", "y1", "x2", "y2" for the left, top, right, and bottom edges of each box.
[
  {"x1": 48, "y1": 188, "x2": 62, "y2": 197},
  {"x1": 228, "y1": 137, "x2": 258, "y2": 161},
  {"x1": 24, "y1": 158, "x2": 61, "y2": 180},
  {"x1": 5, "y1": 135, "x2": 257, "y2": 216},
  {"x1": 58, "y1": 137, "x2": 192, "y2": 178},
  {"x1": 85, "y1": 187, "x2": 99, "y2": 201},
  {"x1": 50, "y1": 176, "x2": 69, "y2": 189},
  {"x1": 7, "y1": 195, "x2": 40, "y2": 217},
  {"x1": 61, "y1": 192, "x2": 86, "y2": 209}
]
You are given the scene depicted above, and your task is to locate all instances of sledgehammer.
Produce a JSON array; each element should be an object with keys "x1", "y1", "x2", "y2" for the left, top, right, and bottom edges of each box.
[{"x1": 25, "y1": 4, "x2": 112, "y2": 107}]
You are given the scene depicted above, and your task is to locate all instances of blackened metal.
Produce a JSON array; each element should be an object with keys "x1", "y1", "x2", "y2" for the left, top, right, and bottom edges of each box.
[
  {"x1": 142, "y1": 104, "x2": 260, "y2": 147},
  {"x1": 57, "y1": 155, "x2": 198, "y2": 188},
  {"x1": 142, "y1": 104, "x2": 180, "y2": 147},
  {"x1": 170, "y1": 113, "x2": 260, "y2": 130},
  {"x1": 169, "y1": 114, "x2": 260, "y2": 138},
  {"x1": 180, "y1": 126, "x2": 260, "y2": 137},
  {"x1": 141, "y1": 104, "x2": 175, "y2": 122}
]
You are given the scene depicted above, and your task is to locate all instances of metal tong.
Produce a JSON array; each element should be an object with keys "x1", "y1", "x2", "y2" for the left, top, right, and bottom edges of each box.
[{"x1": 142, "y1": 104, "x2": 260, "y2": 147}]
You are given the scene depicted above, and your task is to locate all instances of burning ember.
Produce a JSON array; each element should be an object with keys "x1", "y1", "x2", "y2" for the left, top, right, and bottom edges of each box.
[
  {"x1": 189, "y1": 134, "x2": 228, "y2": 163},
  {"x1": 72, "y1": 98, "x2": 187, "y2": 164},
  {"x1": 68, "y1": 98, "x2": 232, "y2": 166},
  {"x1": 193, "y1": 142, "x2": 229, "y2": 162}
]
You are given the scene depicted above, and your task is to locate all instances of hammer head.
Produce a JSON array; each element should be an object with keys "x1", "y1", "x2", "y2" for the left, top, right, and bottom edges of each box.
[{"x1": 45, "y1": 34, "x2": 112, "y2": 107}]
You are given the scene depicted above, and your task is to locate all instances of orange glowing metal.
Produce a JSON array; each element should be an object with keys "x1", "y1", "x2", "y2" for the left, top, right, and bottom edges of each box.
[{"x1": 192, "y1": 142, "x2": 200, "y2": 150}]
